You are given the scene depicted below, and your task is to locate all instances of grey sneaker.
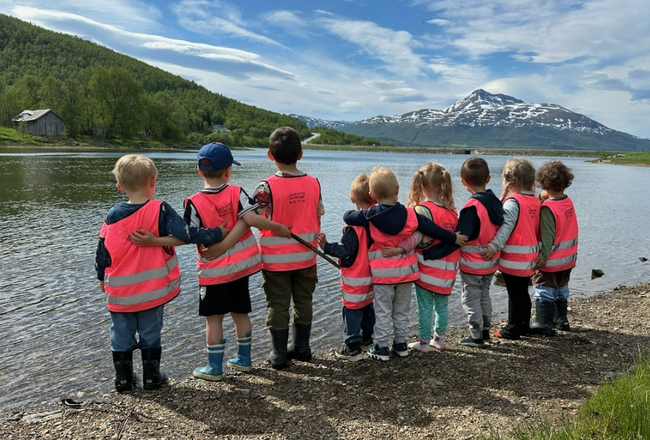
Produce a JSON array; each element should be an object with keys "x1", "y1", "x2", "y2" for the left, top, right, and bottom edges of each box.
[
  {"x1": 335, "y1": 344, "x2": 363, "y2": 362},
  {"x1": 458, "y1": 336, "x2": 486, "y2": 348}
]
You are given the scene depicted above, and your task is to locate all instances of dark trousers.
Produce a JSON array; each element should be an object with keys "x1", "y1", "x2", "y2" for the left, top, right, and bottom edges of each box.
[
  {"x1": 502, "y1": 272, "x2": 532, "y2": 336},
  {"x1": 342, "y1": 303, "x2": 375, "y2": 345}
]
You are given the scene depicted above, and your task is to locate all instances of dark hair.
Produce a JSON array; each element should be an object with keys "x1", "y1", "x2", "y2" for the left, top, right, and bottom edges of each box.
[
  {"x1": 460, "y1": 157, "x2": 490, "y2": 186},
  {"x1": 536, "y1": 160, "x2": 574, "y2": 192},
  {"x1": 198, "y1": 159, "x2": 228, "y2": 179},
  {"x1": 269, "y1": 126, "x2": 302, "y2": 165}
]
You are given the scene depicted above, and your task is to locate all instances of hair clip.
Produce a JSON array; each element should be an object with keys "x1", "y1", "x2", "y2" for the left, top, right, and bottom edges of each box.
[{"x1": 418, "y1": 170, "x2": 424, "y2": 176}]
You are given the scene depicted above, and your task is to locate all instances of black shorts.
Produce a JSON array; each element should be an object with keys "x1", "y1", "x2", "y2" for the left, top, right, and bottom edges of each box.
[{"x1": 198, "y1": 276, "x2": 252, "y2": 316}]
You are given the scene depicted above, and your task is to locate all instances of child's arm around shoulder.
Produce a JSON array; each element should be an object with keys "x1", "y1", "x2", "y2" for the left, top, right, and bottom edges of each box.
[
  {"x1": 317, "y1": 227, "x2": 358, "y2": 258},
  {"x1": 342, "y1": 209, "x2": 369, "y2": 226},
  {"x1": 415, "y1": 211, "x2": 467, "y2": 246},
  {"x1": 242, "y1": 210, "x2": 291, "y2": 237}
]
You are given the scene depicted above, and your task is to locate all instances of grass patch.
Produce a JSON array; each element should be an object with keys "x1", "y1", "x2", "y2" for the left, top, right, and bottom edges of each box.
[
  {"x1": 485, "y1": 354, "x2": 650, "y2": 440},
  {"x1": 598, "y1": 152, "x2": 650, "y2": 165},
  {"x1": 0, "y1": 126, "x2": 49, "y2": 146}
]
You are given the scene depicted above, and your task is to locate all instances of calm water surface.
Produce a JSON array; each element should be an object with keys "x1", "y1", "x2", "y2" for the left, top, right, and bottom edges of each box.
[{"x1": 0, "y1": 148, "x2": 649, "y2": 409}]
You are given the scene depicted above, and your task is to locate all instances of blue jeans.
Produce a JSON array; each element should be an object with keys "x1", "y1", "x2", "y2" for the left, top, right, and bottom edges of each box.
[
  {"x1": 342, "y1": 303, "x2": 375, "y2": 345},
  {"x1": 110, "y1": 305, "x2": 165, "y2": 352},
  {"x1": 533, "y1": 284, "x2": 570, "y2": 303}
]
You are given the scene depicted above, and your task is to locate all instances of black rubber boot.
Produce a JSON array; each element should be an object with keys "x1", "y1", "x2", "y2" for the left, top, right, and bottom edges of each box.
[
  {"x1": 142, "y1": 347, "x2": 167, "y2": 390},
  {"x1": 267, "y1": 327, "x2": 290, "y2": 370},
  {"x1": 112, "y1": 351, "x2": 134, "y2": 392},
  {"x1": 554, "y1": 299, "x2": 571, "y2": 331},
  {"x1": 287, "y1": 322, "x2": 312, "y2": 362},
  {"x1": 530, "y1": 301, "x2": 556, "y2": 336}
]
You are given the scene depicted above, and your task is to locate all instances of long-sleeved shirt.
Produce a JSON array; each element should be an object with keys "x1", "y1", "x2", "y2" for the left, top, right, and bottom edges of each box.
[
  {"x1": 343, "y1": 202, "x2": 458, "y2": 245},
  {"x1": 487, "y1": 190, "x2": 535, "y2": 252},
  {"x1": 95, "y1": 200, "x2": 223, "y2": 281}
]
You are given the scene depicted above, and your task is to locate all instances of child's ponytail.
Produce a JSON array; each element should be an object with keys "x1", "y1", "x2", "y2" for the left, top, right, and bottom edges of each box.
[
  {"x1": 439, "y1": 169, "x2": 456, "y2": 212},
  {"x1": 407, "y1": 170, "x2": 426, "y2": 208}
]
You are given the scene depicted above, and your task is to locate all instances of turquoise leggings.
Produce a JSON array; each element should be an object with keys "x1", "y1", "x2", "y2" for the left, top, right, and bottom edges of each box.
[{"x1": 415, "y1": 285, "x2": 449, "y2": 339}]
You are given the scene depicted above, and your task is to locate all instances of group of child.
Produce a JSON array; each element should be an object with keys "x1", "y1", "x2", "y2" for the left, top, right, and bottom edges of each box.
[{"x1": 95, "y1": 126, "x2": 578, "y2": 392}]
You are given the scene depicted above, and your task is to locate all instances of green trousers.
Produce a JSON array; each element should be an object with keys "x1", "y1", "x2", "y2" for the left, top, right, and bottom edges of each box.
[{"x1": 415, "y1": 285, "x2": 449, "y2": 339}]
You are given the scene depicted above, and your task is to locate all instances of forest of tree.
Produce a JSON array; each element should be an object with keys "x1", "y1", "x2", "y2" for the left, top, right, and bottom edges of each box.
[
  {"x1": 309, "y1": 127, "x2": 390, "y2": 146},
  {"x1": 0, "y1": 13, "x2": 316, "y2": 147}
]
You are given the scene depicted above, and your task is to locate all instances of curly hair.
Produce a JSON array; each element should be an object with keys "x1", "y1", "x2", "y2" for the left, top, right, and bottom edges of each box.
[{"x1": 536, "y1": 161, "x2": 574, "y2": 192}]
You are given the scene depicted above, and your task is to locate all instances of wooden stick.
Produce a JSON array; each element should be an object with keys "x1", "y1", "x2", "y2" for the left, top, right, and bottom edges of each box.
[{"x1": 291, "y1": 233, "x2": 340, "y2": 269}]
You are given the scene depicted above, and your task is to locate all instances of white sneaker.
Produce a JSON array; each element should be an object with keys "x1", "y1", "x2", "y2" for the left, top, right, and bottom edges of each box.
[{"x1": 408, "y1": 340, "x2": 430, "y2": 353}]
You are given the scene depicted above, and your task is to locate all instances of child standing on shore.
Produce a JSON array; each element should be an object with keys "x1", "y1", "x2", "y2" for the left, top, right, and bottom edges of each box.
[
  {"x1": 317, "y1": 174, "x2": 376, "y2": 361},
  {"x1": 343, "y1": 167, "x2": 467, "y2": 361},
  {"x1": 96, "y1": 154, "x2": 227, "y2": 392},
  {"x1": 483, "y1": 158, "x2": 540, "y2": 340},
  {"x1": 455, "y1": 157, "x2": 504, "y2": 348},
  {"x1": 530, "y1": 161, "x2": 578, "y2": 335},
  {"x1": 405, "y1": 162, "x2": 460, "y2": 352},
  {"x1": 255, "y1": 127, "x2": 324, "y2": 369}
]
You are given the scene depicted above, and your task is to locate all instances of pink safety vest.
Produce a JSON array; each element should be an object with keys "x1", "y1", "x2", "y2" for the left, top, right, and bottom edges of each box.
[
  {"x1": 497, "y1": 193, "x2": 540, "y2": 277},
  {"x1": 367, "y1": 207, "x2": 420, "y2": 284},
  {"x1": 540, "y1": 197, "x2": 578, "y2": 272},
  {"x1": 414, "y1": 202, "x2": 460, "y2": 295},
  {"x1": 459, "y1": 198, "x2": 501, "y2": 275},
  {"x1": 101, "y1": 200, "x2": 181, "y2": 313},
  {"x1": 186, "y1": 186, "x2": 262, "y2": 285},
  {"x1": 258, "y1": 175, "x2": 320, "y2": 271},
  {"x1": 339, "y1": 225, "x2": 374, "y2": 309}
]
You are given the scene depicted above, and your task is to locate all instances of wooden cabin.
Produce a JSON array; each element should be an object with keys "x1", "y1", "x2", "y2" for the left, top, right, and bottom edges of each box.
[{"x1": 12, "y1": 109, "x2": 65, "y2": 136}]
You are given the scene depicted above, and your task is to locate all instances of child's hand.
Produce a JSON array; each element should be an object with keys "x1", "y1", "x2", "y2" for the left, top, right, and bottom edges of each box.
[
  {"x1": 482, "y1": 245, "x2": 497, "y2": 260},
  {"x1": 539, "y1": 190, "x2": 549, "y2": 203},
  {"x1": 317, "y1": 233, "x2": 327, "y2": 249},
  {"x1": 454, "y1": 232, "x2": 468, "y2": 246},
  {"x1": 218, "y1": 220, "x2": 231, "y2": 238},
  {"x1": 99, "y1": 280, "x2": 105, "y2": 293},
  {"x1": 129, "y1": 229, "x2": 157, "y2": 246},
  {"x1": 275, "y1": 223, "x2": 292, "y2": 238},
  {"x1": 534, "y1": 255, "x2": 547, "y2": 269},
  {"x1": 381, "y1": 246, "x2": 404, "y2": 258},
  {"x1": 202, "y1": 241, "x2": 228, "y2": 261}
]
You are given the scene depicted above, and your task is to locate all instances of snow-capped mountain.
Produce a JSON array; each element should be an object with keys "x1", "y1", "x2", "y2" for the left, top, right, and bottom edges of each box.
[
  {"x1": 340, "y1": 89, "x2": 648, "y2": 150},
  {"x1": 290, "y1": 114, "x2": 351, "y2": 130}
]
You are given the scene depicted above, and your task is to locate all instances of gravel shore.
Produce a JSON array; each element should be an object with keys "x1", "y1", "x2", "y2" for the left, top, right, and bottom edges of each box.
[{"x1": 2, "y1": 282, "x2": 649, "y2": 440}]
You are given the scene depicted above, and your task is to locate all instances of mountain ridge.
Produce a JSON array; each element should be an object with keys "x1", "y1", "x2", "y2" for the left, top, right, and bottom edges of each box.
[{"x1": 338, "y1": 89, "x2": 649, "y2": 150}]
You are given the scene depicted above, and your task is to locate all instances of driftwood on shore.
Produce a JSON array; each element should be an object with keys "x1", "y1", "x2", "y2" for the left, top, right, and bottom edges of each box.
[{"x1": 1, "y1": 283, "x2": 649, "y2": 440}]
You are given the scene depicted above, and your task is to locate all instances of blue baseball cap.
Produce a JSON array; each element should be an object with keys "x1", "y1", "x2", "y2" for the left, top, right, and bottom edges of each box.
[{"x1": 197, "y1": 142, "x2": 241, "y2": 171}]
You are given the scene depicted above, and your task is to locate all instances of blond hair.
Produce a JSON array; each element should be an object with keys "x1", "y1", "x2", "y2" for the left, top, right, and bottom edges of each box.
[
  {"x1": 408, "y1": 162, "x2": 455, "y2": 211},
  {"x1": 349, "y1": 173, "x2": 374, "y2": 205},
  {"x1": 369, "y1": 167, "x2": 398, "y2": 201},
  {"x1": 112, "y1": 154, "x2": 157, "y2": 192},
  {"x1": 500, "y1": 158, "x2": 536, "y2": 201}
]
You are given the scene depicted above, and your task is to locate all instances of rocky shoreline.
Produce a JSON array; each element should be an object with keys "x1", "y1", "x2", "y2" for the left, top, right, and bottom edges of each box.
[{"x1": 2, "y1": 282, "x2": 649, "y2": 440}]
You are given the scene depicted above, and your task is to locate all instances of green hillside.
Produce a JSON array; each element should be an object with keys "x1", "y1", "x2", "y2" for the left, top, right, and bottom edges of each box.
[{"x1": 0, "y1": 13, "x2": 310, "y2": 147}]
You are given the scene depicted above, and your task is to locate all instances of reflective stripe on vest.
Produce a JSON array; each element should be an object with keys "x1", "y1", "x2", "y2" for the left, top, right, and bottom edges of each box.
[
  {"x1": 259, "y1": 175, "x2": 321, "y2": 271},
  {"x1": 102, "y1": 200, "x2": 181, "y2": 313},
  {"x1": 187, "y1": 188, "x2": 262, "y2": 284},
  {"x1": 541, "y1": 197, "x2": 578, "y2": 273},
  {"x1": 339, "y1": 225, "x2": 374, "y2": 309},
  {"x1": 459, "y1": 198, "x2": 501, "y2": 275},
  {"x1": 414, "y1": 201, "x2": 460, "y2": 295},
  {"x1": 367, "y1": 208, "x2": 420, "y2": 284},
  {"x1": 497, "y1": 193, "x2": 540, "y2": 277}
]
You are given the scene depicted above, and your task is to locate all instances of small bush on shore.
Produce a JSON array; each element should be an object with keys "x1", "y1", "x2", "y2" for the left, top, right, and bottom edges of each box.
[{"x1": 486, "y1": 353, "x2": 650, "y2": 440}]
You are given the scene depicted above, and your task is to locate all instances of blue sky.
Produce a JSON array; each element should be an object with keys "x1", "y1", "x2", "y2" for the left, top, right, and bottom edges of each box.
[{"x1": 3, "y1": 0, "x2": 650, "y2": 138}]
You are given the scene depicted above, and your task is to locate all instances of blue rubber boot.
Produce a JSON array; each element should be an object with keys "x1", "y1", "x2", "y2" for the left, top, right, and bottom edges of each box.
[
  {"x1": 227, "y1": 332, "x2": 252, "y2": 372},
  {"x1": 192, "y1": 339, "x2": 225, "y2": 381}
]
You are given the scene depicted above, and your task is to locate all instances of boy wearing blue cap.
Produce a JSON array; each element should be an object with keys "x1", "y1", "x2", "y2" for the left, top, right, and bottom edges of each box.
[{"x1": 133, "y1": 142, "x2": 291, "y2": 381}]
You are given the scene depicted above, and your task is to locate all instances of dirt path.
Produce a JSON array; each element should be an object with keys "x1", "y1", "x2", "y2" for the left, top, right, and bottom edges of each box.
[{"x1": 2, "y1": 283, "x2": 649, "y2": 440}]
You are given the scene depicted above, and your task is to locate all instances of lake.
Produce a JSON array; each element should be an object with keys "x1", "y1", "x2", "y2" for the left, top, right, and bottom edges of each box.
[{"x1": 0, "y1": 147, "x2": 649, "y2": 410}]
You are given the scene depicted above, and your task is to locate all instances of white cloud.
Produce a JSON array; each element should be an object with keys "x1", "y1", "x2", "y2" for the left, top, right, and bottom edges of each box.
[
  {"x1": 172, "y1": 0, "x2": 284, "y2": 47},
  {"x1": 6, "y1": 1, "x2": 161, "y2": 31},
  {"x1": 317, "y1": 16, "x2": 425, "y2": 77}
]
